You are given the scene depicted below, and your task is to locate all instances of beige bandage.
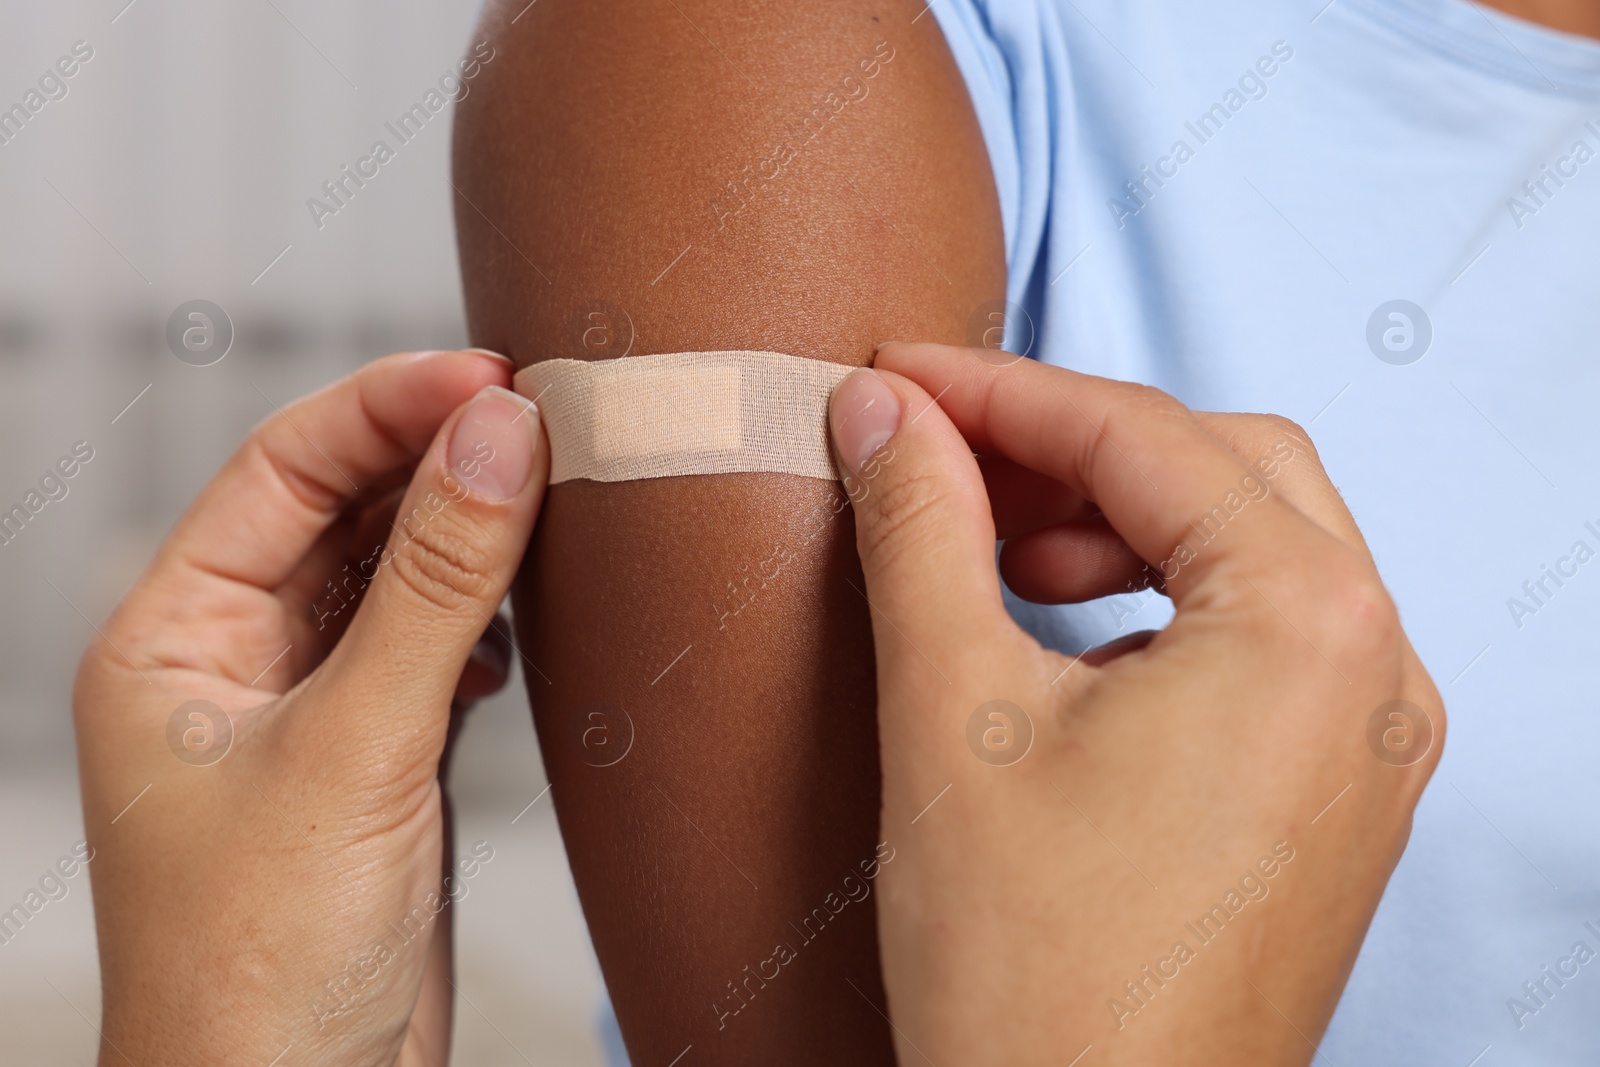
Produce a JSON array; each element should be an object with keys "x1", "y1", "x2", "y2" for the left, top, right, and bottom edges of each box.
[{"x1": 514, "y1": 350, "x2": 855, "y2": 484}]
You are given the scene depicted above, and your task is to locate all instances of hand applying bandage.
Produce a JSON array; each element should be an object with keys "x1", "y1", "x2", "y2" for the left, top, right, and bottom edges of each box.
[
  {"x1": 74, "y1": 349, "x2": 547, "y2": 1067},
  {"x1": 831, "y1": 342, "x2": 1444, "y2": 1067}
]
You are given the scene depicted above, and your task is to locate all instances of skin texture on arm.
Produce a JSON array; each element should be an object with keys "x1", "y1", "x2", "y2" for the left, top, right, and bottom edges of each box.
[
  {"x1": 1480, "y1": 0, "x2": 1600, "y2": 37},
  {"x1": 452, "y1": 1, "x2": 1004, "y2": 1063}
]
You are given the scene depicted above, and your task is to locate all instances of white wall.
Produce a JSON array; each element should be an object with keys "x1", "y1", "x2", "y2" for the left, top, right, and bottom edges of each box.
[{"x1": 0, "y1": 1, "x2": 602, "y2": 1060}]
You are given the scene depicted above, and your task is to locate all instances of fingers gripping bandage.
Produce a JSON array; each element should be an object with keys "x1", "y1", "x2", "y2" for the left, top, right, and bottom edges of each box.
[{"x1": 514, "y1": 351, "x2": 854, "y2": 484}]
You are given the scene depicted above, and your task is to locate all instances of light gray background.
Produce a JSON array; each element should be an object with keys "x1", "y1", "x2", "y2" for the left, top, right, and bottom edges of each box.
[{"x1": 0, "y1": 1, "x2": 604, "y2": 1061}]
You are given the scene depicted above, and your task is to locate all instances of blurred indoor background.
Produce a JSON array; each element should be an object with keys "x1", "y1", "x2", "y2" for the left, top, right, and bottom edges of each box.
[{"x1": 0, "y1": 1, "x2": 605, "y2": 1061}]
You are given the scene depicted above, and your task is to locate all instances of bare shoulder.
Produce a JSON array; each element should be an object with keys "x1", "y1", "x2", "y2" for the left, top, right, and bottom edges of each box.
[{"x1": 452, "y1": 0, "x2": 1003, "y2": 364}]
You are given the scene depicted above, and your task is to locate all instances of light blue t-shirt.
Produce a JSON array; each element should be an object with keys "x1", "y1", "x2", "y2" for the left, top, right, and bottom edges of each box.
[
  {"x1": 935, "y1": 0, "x2": 1600, "y2": 1061},
  {"x1": 599, "y1": 1, "x2": 1600, "y2": 1061}
]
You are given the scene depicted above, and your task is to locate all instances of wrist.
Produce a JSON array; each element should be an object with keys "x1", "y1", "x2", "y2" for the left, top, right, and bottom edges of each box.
[{"x1": 98, "y1": 963, "x2": 411, "y2": 1067}]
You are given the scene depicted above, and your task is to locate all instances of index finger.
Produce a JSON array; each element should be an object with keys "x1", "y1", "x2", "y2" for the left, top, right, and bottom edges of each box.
[
  {"x1": 151, "y1": 348, "x2": 512, "y2": 594},
  {"x1": 1192, "y1": 410, "x2": 1371, "y2": 559},
  {"x1": 873, "y1": 342, "x2": 1321, "y2": 602}
]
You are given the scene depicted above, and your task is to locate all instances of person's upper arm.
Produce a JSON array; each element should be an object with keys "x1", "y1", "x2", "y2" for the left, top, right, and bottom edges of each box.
[{"x1": 452, "y1": 2, "x2": 1004, "y2": 1062}]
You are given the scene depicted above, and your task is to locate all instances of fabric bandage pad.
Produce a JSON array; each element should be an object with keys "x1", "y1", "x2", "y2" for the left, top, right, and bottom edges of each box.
[{"x1": 514, "y1": 350, "x2": 855, "y2": 484}]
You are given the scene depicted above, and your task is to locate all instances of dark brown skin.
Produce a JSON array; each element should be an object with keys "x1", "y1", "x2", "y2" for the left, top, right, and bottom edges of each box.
[
  {"x1": 1482, "y1": 0, "x2": 1600, "y2": 37},
  {"x1": 452, "y1": 1, "x2": 1004, "y2": 1062}
]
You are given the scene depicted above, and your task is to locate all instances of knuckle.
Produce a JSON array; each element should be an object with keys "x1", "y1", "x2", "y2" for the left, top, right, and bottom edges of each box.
[
  {"x1": 1114, "y1": 381, "x2": 1187, "y2": 419},
  {"x1": 1315, "y1": 559, "x2": 1402, "y2": 660},
  {"x1": 1096, "y1": 386, "x2": 1191, "y2": 461},
  {"x1": 1423, "y1": 698, "x2": 1448, "y2": 769},
  {"x1": 386, "y1": 507, "x2": 497, "y2": 613},
  {"x1": 1214, "y1": 413, "x2": 1325, "y2": 476},
  {"x1": 856, "y1": 468, "x2": 954, "y2": 575},
  {"x1": 1252, "y1": 413, "x2": 1308, "y2": 452},
  {"x1": 71, "y1": 641, "x2": 126, "y2": 722},
  {"x1": 1258, "y1": 414, "x2": 1325, "y2": 472}
]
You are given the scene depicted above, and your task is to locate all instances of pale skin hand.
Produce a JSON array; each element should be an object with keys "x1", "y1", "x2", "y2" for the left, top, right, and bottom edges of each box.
[
  {"x1": 73, "y1": 349, "x2": 548, "y2": 1067},
  {"x1": 829, "y1": 342, "x2": 1445, "y2": 1066}
]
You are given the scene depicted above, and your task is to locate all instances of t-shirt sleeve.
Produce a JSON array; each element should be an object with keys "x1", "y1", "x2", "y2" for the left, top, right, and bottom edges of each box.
[{"x1": 928, "y1": 0, "x2": 1066, "y2": 306}]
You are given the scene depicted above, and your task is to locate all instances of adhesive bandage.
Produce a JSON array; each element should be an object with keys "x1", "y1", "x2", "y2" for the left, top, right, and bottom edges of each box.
[{"x1": 514, "y1": 350, "x2": 855, "y2": 484}]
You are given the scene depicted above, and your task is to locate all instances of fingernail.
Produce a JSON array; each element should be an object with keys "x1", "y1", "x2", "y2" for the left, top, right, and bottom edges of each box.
[
  {"x1": 465, "y1": 347, "x2": 514, "y2": 367},
  {"x1": 448, "y1": 386, "x2": 538, "y2": 501},
  {"x1": 830, "y1": 369, "x2": 901, "y2": 476}
]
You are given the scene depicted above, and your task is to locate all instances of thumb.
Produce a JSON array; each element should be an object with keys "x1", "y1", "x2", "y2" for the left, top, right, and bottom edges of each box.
[
  {"x1": 320, "y1": 385, "x2": 547, "y2": 747},
  {"x1": 829, "y1": 368, "x2": 1010, "y2": 681}
]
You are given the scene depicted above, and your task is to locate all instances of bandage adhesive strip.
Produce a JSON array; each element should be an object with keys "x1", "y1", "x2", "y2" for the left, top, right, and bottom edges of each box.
[{"x1": 513, "y1": 351, "x2": 854, "y2": 484}]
